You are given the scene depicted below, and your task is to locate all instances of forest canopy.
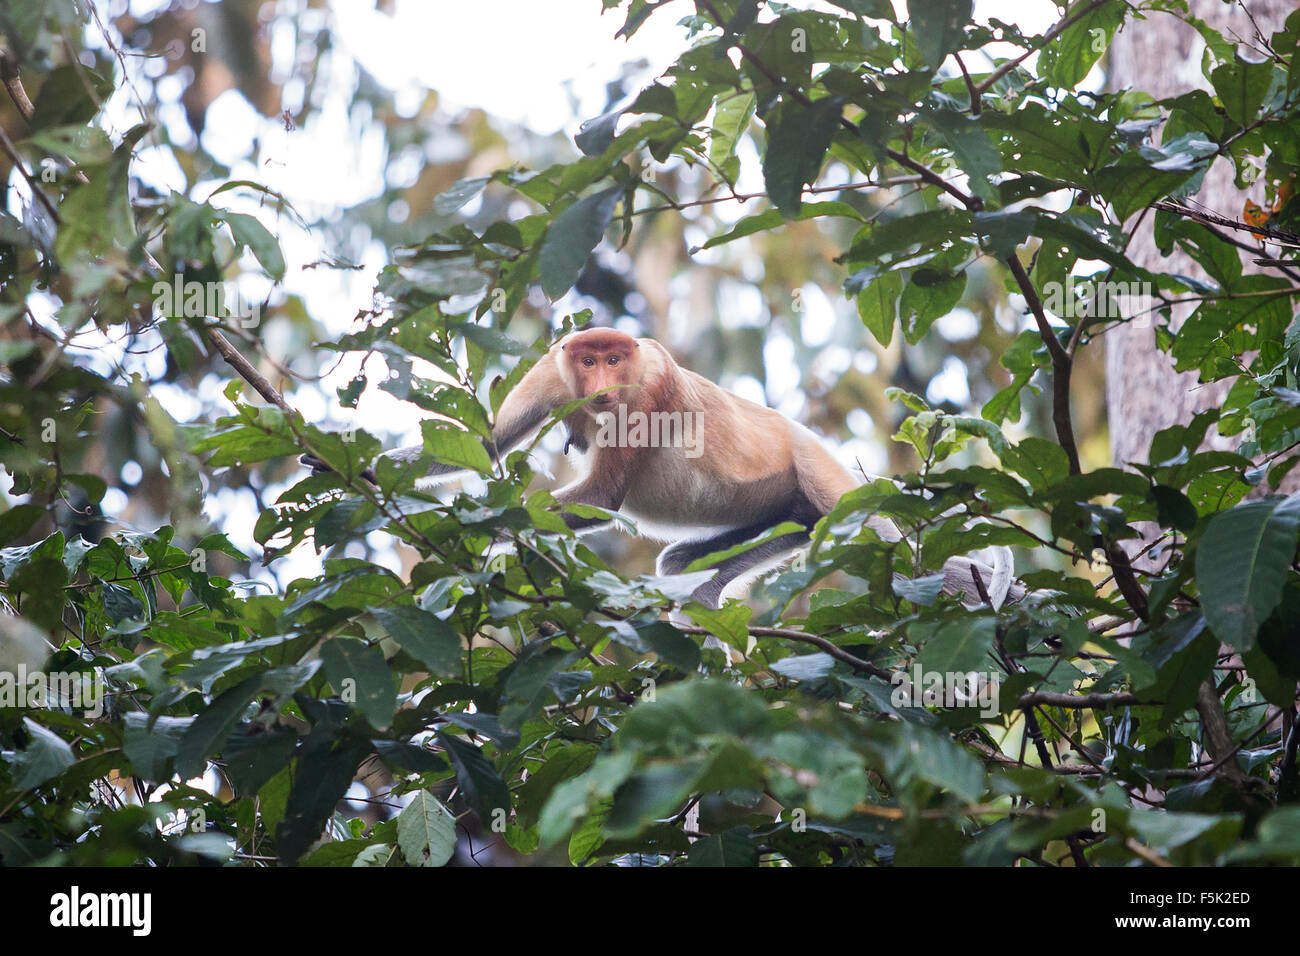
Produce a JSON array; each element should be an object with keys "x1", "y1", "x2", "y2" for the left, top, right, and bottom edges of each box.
[{"x1": 1, "y1": 0, "x2": 1299, "y2": 868}]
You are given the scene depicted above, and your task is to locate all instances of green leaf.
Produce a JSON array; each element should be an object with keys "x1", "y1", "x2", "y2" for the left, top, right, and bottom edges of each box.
[
  {"x1": 876, "y1": 721, "x2": 984, "y2": 802},
  {"x1": 685, "y1": 602, "x2": 751, "y2": 652},
  {"x1": 437, "y1": 732, "x2": 512, "y2": 827},
  {"x1": 1224, "y1": 807, "x2": 1300, "y2": 861},
  {"x1": 701, "y1": 201, "x2": 861, "y2": 250},
  {"x1": 30, "y1": 65, "x2": 113, "y2": 130},
  {"x1": 225, "y1": 213, "x2": 286, "y2": 280},
  {"x1": 11, "y1": 558, "x2": 68, "y2": 635},
  {"x1": 575, "y1": 108, "x2": 623, "y2": 156},
  {"x1": 771, "y1": 652, "x2": 836, "y2": 681},
  {"x1": 301, "y1": 838, "x2": 371, "y2": 867},
  {"x1": 636, "y1": 622, "x2": 701, "y2": 673},
  {"x1": 926, "y1": 109, "x2": 1000, "y2": 201},
  {"x1": 1258, "y1": 585, "x2": 1300, "y2": 680},
  {"x1": 0, "y1": 504, "x2": 44, "y2": 547},
  {"x1": 907, "y1": 0, "x2": 971, "y2": 69},
  {"x1": 685, "y1": 828, "x2": 759, "y2": 867},
  {"x1": 320, "y1": 638, "x2": 397, "y2": 729},
  {"x1": 1127, "y1": 809, "x2": 1236, "y2": 850},
  {"x1": 538, "y1": 185, "x2": 623, "y2": 299},
  {"x1": 276, "y1": 730, "x2": 369, "y2": 864},
  {"x1": 1001, "y1": 436, "x2": 1070, "y2": 493},
  {"x1": 916, "y1": 617, "x2": 997, "y2": 675},
  {"x1": 433, "y1": 176, "x2": 490, "y2": 216},
  {"x1": 1039, "y1": 0, "x2": 1125, "y2": 90},
  {"x1": 8, "y1": 718, "x2": 75, "y2": 789},
  {"x1": 1094, "y1": 158, "x2": 1195, "y2": 222},
  {"x1": 54, "y1": 126, "x2": 144, "y2": 260},
  {"x1": 26, "y1": 125, "x2": 113, "y2": 164},
  {"x1": 396, "y1": 790, "x2": 457, "y2": 867},
  {"x1": 856, "y1": 270, "x2": 901, "y2": 346},
  {"x1": 174, "y1": 676, "x2": 263, "y2": 780},
  {"x1": 420, "y1": 419, "x2": 492, "y2": 474},
  {"x1": 123, "y1": 714, "x2": 194, "y2": 781},
  {"x1": 176, "y1": 665, "x2": 317, "y2": 779},
  {"x1": 761, "y1": 97, "x2": 844, "y2": 217},
  {"x1": 900, "y1": 269, "x2": 966, "y2": 342},
  {"x1": 371, "y1": 605, "x2": 463, "y2": 678},
  {"x1": 707, "y1": 92, "x2": 755, "y2": 183},
  {"x1": 1210, "y1": 51, "x2": 1274, "y2": 128},
  {"x1": 893, "y1": 572, "x2": 947, "y2": 606},
  {"x1": 1148, "y1": 485, "x2": 1198, "y2": 532},
  {"x1": 445, "y1": 322, "x2": 532, "y2": 356},
  {"x1": 223, "y1": 726, "x2": 298, "y2": 796},
  {"x1": 826, "y1": 0, "x2": 894, "y2": 16},
  {"x1": 1196, "y1": 493, "x2": 1300, "y2": 649},
  {"x1": 845, "y1": 207, "x2": 972, "y2": 265},
  {"x1": 567, "y1": 802, "x2": 610, "y2": 863}
]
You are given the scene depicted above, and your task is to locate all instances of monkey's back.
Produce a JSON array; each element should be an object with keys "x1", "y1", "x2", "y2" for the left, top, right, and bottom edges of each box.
[{"x1": 618, "y1": 360, "x2": 851, "y2": 533}]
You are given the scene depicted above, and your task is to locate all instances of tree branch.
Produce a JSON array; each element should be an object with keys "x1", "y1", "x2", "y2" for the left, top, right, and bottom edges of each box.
[
  {"x1": 202, "y1": 324, "x2": 295, "y2": 414},
  {"x1": 1004, "y1": 253, "x2": 1080, "y2": 473},
  {"x1": 0, "y1": 49, "x2": 35, "y2": 121},
  {"x1": 1153, "y1": 198, "x2": 1300, "y2": 248},
  {"x1": 676, "y1": 623, "x2": 892, "y2": 679},
  {"x1": 1193, "y1": 679, "x2": 1251, "y2": 787},
  {"x1": 1017, "y1": 690, "x2": 1144, "y2": 709}
]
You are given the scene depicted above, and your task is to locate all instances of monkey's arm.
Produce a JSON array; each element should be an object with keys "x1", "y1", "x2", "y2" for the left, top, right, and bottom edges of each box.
[
  {"x1": 303, "y1": 349, "x2": 570, "y2": 481},
  {"x1": 553, "y1": 448, "x2": 631, "y2": 532}
]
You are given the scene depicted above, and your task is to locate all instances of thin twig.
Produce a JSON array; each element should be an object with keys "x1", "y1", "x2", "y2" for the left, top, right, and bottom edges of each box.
[
  {"x1": 1153, "y1": 198, "x2": 1300, "y2": 248},
  {"x1": 675, "y1": 623, "x2": 892, "y2": 680},
  {"x1": 1005, "y1": 253, "x2": 1080, "y2": 473},
  {"x1": 973, "y1": 0, "x2": 1112, "y2": 95}
]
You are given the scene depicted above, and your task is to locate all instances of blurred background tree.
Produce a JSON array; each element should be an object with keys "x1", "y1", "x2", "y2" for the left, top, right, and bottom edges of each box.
[{"x1": 1, "y1": 0, "x2": 1087, "y2": 591}]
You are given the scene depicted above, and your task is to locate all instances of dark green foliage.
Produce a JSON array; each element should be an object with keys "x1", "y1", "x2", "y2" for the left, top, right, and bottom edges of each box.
[{"x1": 2, "y1": 0, "x2": 1299, "y2": 868}]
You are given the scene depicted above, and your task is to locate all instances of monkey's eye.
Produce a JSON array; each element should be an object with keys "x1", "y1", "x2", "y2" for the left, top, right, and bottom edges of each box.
[
  {"x1": 582, "y1": 357, "x2": 596, "y2": 368},
  {"x1": 607, "y1": 355, "x2": 619, "y2": 366}
]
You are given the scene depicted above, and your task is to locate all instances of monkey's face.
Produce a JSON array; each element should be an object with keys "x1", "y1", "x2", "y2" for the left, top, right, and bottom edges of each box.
[{"x1": 565, "y1": 343, "x2": 639, "y2": 415}]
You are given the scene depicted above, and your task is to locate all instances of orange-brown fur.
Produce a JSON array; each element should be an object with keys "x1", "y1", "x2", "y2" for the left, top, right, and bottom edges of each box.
[
  {"x1": 465, "y1": 327, "x2": 866, "y2": 604},
  {"x1": 320, "y1": 326, "x2": 1011, "y2": 608}
]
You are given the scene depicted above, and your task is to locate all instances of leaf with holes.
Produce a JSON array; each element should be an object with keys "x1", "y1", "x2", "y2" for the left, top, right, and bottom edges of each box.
[{"x1": 396, "y1": 790, "x2": 457, "y2": 867}]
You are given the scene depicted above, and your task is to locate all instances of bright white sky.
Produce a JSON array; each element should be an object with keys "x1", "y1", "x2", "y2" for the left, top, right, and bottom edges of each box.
[
  {"x1": 335, "y1": 0, "x2": 694, "y2": 134},
  {"x1": 27, "y1": 0, "x2": 1064, "y2": 585},
  {"x1": 332, "y1": 0, "x2": 1056, "y2": 131}
]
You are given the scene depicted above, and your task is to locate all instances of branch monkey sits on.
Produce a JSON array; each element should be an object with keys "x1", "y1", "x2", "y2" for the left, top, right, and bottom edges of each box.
[{"x1": 306, "y1": 327, "x2": 1018, "y2": 609}]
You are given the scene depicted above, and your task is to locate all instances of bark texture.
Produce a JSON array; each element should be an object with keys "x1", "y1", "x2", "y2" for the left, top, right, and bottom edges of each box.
[{"x1": 1105, "y1": 1, "x2": 1291, "y2": 477}]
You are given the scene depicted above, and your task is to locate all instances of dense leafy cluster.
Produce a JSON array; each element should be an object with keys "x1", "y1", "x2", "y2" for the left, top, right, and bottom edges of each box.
[{"x1": 2, "y1": 0, "x2": 1300, "y2": 866}]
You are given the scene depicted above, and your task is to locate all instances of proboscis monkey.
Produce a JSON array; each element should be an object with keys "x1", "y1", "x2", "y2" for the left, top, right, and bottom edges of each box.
[{"x1": 305, "y1": 328, "x2": 1018, "y2": 609}]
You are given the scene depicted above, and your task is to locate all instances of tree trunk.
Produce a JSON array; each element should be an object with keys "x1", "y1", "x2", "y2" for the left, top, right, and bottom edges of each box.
[{"x1": 1105, "y1": 0, "x2": 1292, "y2": 525}]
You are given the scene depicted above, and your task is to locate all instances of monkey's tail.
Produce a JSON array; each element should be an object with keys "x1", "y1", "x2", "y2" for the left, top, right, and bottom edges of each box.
[{"x1": 792, "y1": 424, "x2": 1024, "y2": 609}]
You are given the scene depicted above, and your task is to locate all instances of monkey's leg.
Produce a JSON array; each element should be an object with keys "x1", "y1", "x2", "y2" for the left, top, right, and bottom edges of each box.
[{"x1": 657, "y1": 520, "x2": 810, "y2": 609}]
